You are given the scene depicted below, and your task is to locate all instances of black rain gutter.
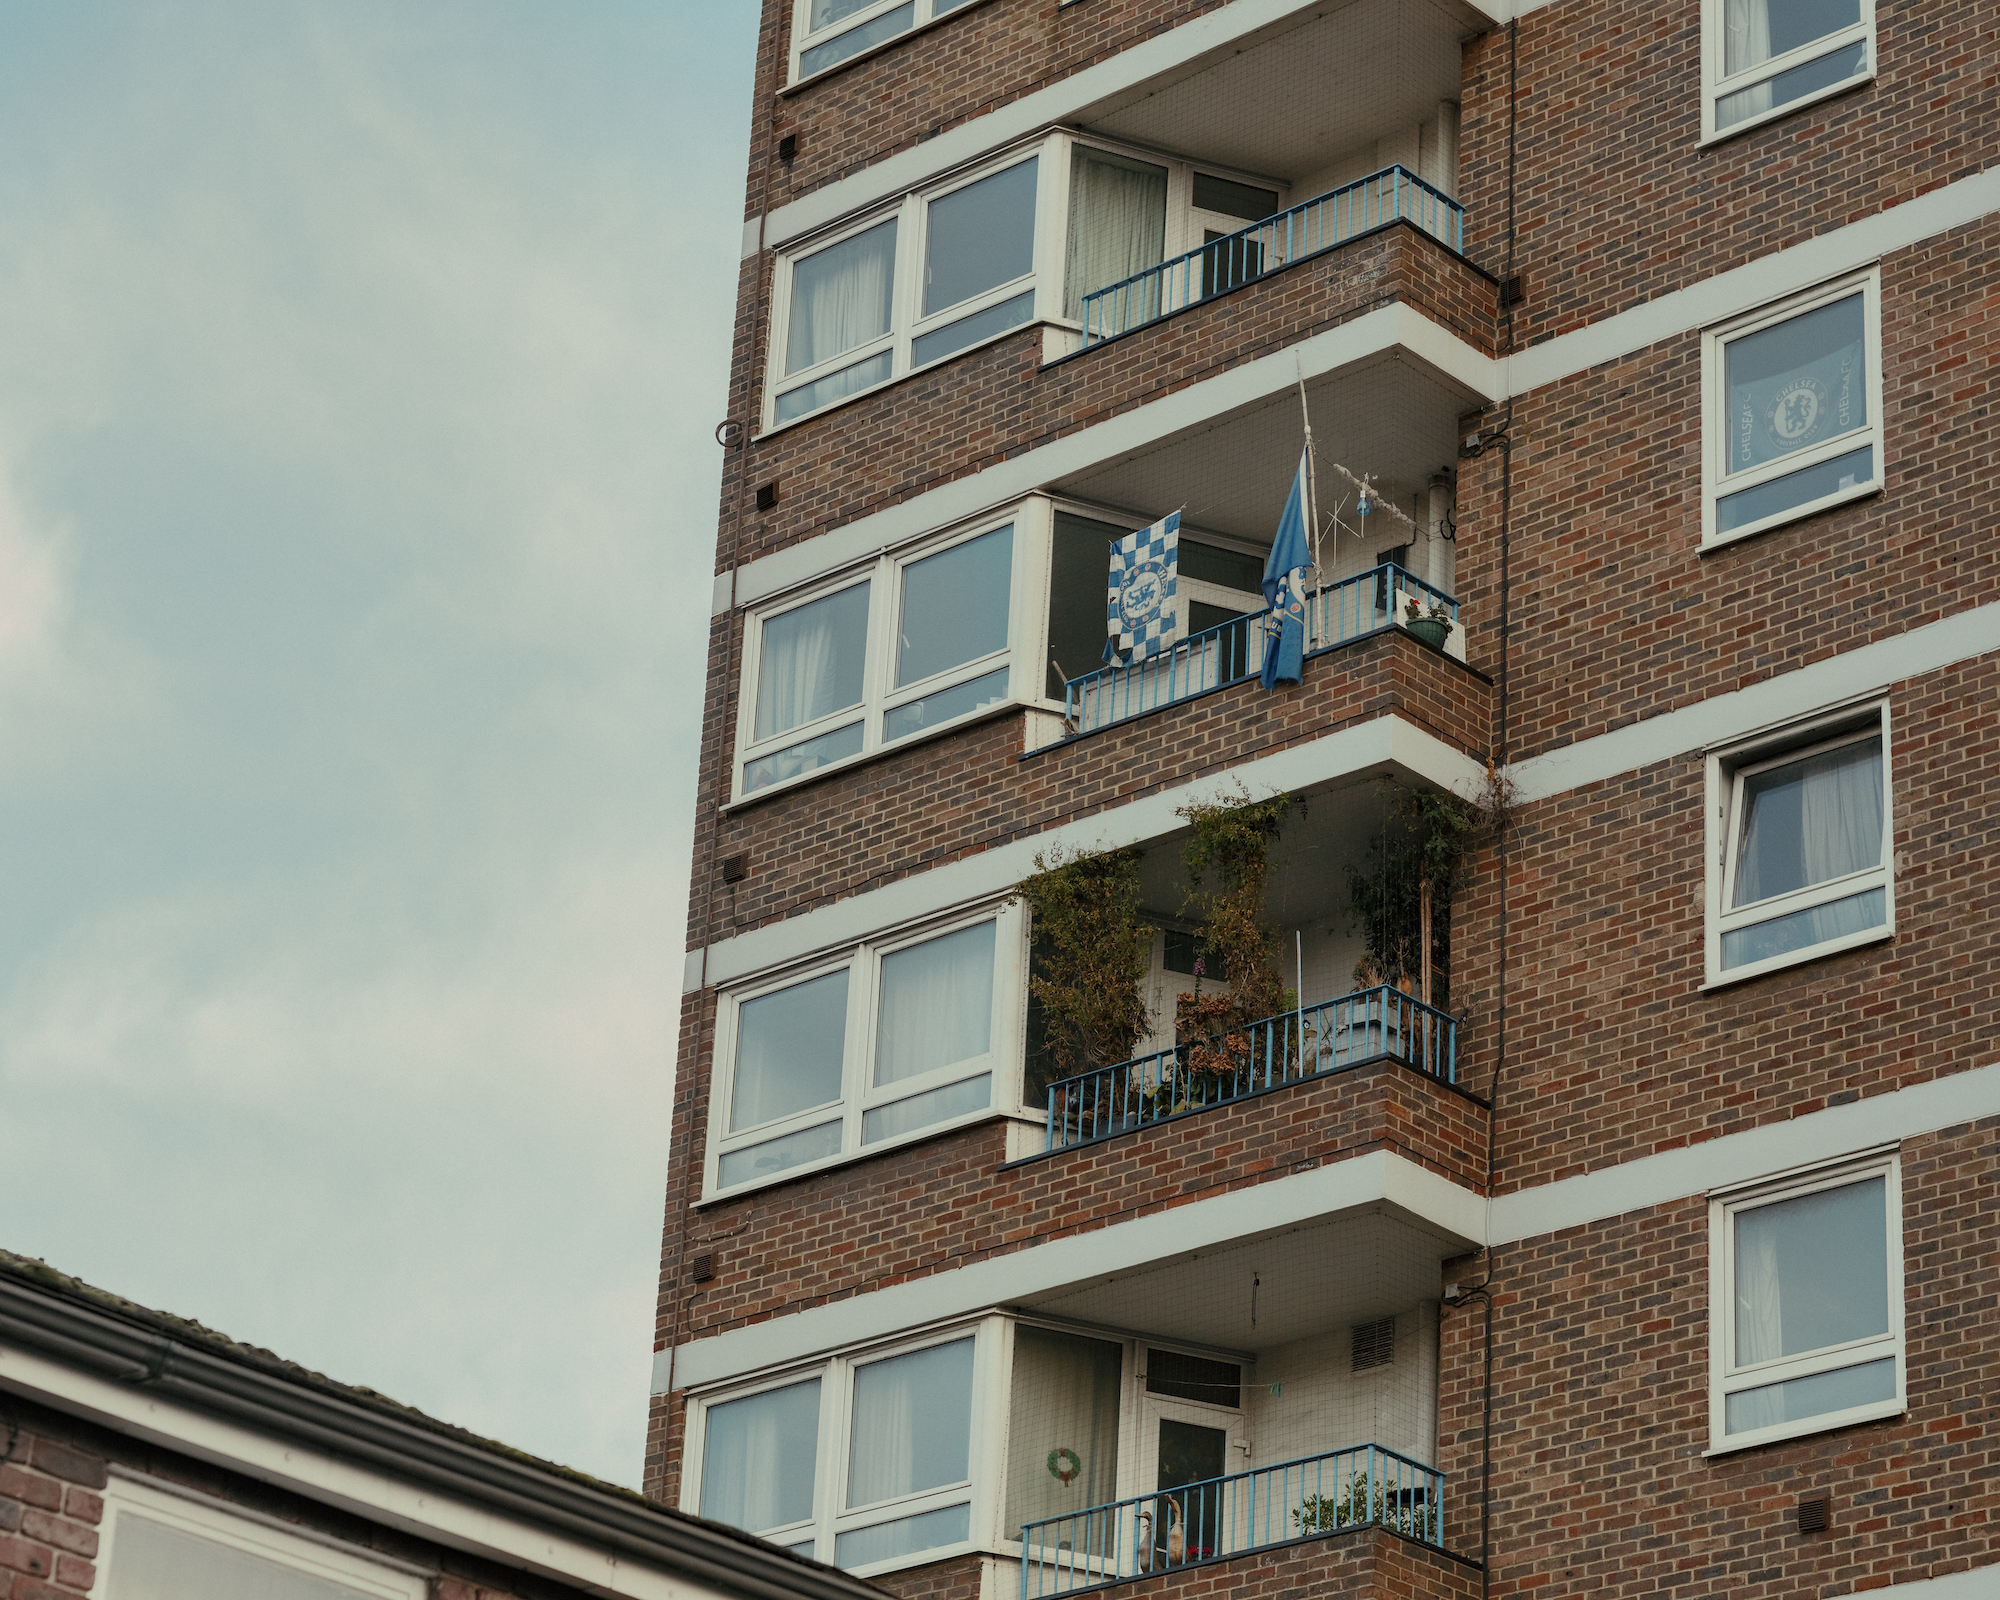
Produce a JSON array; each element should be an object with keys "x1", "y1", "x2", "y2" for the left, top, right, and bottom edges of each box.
[{"x1": 0, "y1": 1265, "x2": 886, "y2": 1600}]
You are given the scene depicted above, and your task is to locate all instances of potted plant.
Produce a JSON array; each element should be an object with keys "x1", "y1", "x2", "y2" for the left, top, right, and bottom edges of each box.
[{"x1": 1401, "y1": 594, "x2": 1453, "y2": 651}]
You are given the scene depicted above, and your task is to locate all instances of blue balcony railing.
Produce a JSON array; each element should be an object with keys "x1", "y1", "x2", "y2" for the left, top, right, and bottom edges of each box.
[
  {"x1": 1062, "y1": 561, "x2": 1457, "y2": 739},
  {"x1": 1078, "y1": 165, "x2": 1464, "y2": 346},
  {"x1": 1019, "y1": 1442, "x2": 1444, "y2": 1598},
  {"x1": 1041, "y1": 982, "x2": 1456, "y2": 1154}
]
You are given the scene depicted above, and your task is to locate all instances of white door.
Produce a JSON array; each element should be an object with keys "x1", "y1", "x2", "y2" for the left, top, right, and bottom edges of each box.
[{"x1": 1133, "y1": 1392, "x2": 1247, "y2": 1569}]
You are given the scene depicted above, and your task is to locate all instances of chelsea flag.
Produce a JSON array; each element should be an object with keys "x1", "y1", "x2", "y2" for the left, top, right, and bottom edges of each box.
[
  {"x1": 1261, "y1": 449, "x2": 1311, "y2": 689},
  {"x1": 1104, "y1": 511, "x2": 1180, "y2": 664}
]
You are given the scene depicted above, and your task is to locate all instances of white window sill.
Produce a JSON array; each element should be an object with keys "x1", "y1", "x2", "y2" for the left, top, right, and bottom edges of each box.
[
  {"x1": 1702, "y1": 1394, "x2": 1904, "y2": 1455},
  {"x1": 1700, "y1": 474, "x2": 1880, "y2": 553},
  {"x1": 1699, "y1": 70, "x2": 1873, "y2": 147},
  {"x1": 698, "y1": 1105, "x2": 1042, "y2": 1208},
  {"x1": 1699, "y1": 920, "x2": 1893, "y2": 991}
]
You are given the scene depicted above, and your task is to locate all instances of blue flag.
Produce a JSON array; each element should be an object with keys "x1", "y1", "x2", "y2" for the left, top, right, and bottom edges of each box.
[
  {"x1": 1261, "y1": 449, "x2": 1310, "y2": 689},
  {"x1": 1104, "y1": 511, "x2": 1180, "y2": 665}
]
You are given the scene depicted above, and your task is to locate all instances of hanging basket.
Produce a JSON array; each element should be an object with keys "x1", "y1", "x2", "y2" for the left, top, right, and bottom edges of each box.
[{"x1": 1406, "y1": 617, "x2": 1451, "y2": 651}]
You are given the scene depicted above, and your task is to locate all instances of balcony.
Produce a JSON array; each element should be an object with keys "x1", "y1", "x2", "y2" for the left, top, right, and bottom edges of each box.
[
  {"x1": 1061, "y1": 562, "x2": 1459, "y2": 741},
  {"x1": 1020, "y1": 1443, "x2": 1443, "y2": 1598},
  {"x1": 1042, "y1": 982, "x2": 1456, "y2": 1156},
  {"x1": 1079, "y1": 168, "x2": 1464, "y2": 348}
]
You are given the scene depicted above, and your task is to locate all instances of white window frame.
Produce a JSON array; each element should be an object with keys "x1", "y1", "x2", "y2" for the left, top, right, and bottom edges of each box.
[
  {"x1": 1706, "y1": 1148, "x2": 1905, "y2": 1454},
  {"x1": 100, "y1": 1472, "x2": 426, "y2": 1600},
  {"x1": 1700, "y1": 0, "x2": 1874, "y2": 143},
  {"x1": 788, "y1": 0, "x2": 975, "y2": 87},
  {"x1": 1703, "y1": 698, "x2": 1893, "y2": 988},
  {"x1": 683, "y1": 1317, "x2": 1007, "y2": 1577},
  {"x1": 765, "y1": 139, "x2": 1064, "y2": 432},
  {"x1": 1700, "y1": 267, "x2": 1883, "y2": 550},
  {"x1": 733, "y1": 502, "x2": 1045, "y2": 804},
  {"x1": 705, "y1": 901, "x2": 1029, "y2": 1199}
]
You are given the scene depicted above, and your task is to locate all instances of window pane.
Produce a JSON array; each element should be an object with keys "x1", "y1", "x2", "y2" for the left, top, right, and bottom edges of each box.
[
  {"x1": 1716, "y1": 443, "x2": 1872, "y2": 533},
  {"x1": 731, "y1": 971, "x2": 849, "y2": 1131},
  {"x1": 1724, "y1": 0, "x2": 1861, "y2": 75},
  {"x1": 863, "y1": 1074, "x2": 991, "y2": 1143},
  {"x1": 884, "y1": 666, "x2": 1010, "y2": 742},
  {"x1": 912, "y1": 291, "x2": 1037, "y2": 367},
  {"x1": 834, "y1": 1503, "x2": 971, "y2": 1569},
  {"x1": 1145, "y1": 1349, "x2": 1240, "y2": 1408},
  {"x1": 1179, "y1": 539, "x2": 1266, "y2": 592},
  {"x1": 1725, "y1": 293, "x2": 1866, "y2": 475},
  {"x1": 1724, "y1": 1355, "x2": 1894, "y2": 1434},
  {"x1": 925, "y1": 160, "x2": 1038, "y2": 317},
  {"x1": 1007, "y1": 1327, "x2": 1123, "y2": 1538},
  {"x1": 847, "y1": 1339, "x2": 976, "y2": 1506},
  {"x1": 1191, "y1": 173, "x2": 1279, "y2": 222},
  {"x1": 110, "y1": 1516, "x2": 377, "y2": 1600},
  {"x1": 1722, "y1": 886, "x2": 1885, "y2": 968},
  {"x1": 719, "y1": 1120, "x2": 844, "y2": 1187},
  {"x1": 786, "y1": 1539, "x2": 817, "y2": 1558},
  {"x1": 1717, "y1": 40, "x2": 1867, "y2": 127},
  {"x1": 1732, "y1": 736, "x2": 1882, "y2": 906},
  {"x1": 743, "y1": 721, "x2": 865, "y2": 793},
  {"x1": 1065, "y1": 148, "x2": 1167, "y2": 320},
  {"x1": 1046, "y1": 513, "x2": 1128, "y2": 698},
  {"x1": 701, "y1": 1380, "x2": 822, "y2": 1534},
  {"x1": 809, "y1": 0, "x2": 874, "y2": 33},
  {"x1": 897, "y1": 527, "x2": 1013, "y2": 686},
  {"x1": 776, "y1": 351, "x2": 894, "y2": 424},
  {"x1": 786, "y1": 221, "x2": 898, "y2": 376},
  {"x1": 756, "y1": 584, "x2": 871, "y2": 741},
  {"x1": 875, "y1": 922, "x2": 996, "y2": 1086},
  {"x1": 1734, "y1": 1176, "x2": 1888, "y2": 1365},
  {"x1": 800, "y1": 2, "x2": 913, "y2": 75}
]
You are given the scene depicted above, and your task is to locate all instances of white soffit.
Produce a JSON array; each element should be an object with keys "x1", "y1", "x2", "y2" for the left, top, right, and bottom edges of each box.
[
  {"x1": 661, "y1": 1150, "x2": 1485, "y2": 1390},
  {"x1": 683, "y1": 712, "x2": 1484, "y2": 994}
]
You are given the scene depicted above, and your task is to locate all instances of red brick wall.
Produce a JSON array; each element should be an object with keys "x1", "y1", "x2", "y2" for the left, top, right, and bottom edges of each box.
[
  {"x1": 1446, "y1": 650, "x2": 1999, "y2": 1193},
  {"x1": 1458, "y1": 0, "x2": 2000, "y2": 349},
  {"x1": 1435, "y1": 1116, "x2": 2000, "y2": 1596},
  {"x1": 1452, "y1": 214, "x2": 2000, "y2": 770},
  {"x1": 1, "y1": 1424, "x2": 100, "y2": 1600}
]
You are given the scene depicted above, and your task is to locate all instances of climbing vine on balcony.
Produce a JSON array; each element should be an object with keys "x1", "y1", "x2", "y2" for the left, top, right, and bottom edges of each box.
[
  {"x1": 1346, "y1": 782, "x2": 1476, "y2": 1003},
  {"x1": 1175, "y1": 786, "x2": 1293, "y2": 1058},
  {"x1": 1014, "y1": 845, "x2": 1153, "y2": 1096}
]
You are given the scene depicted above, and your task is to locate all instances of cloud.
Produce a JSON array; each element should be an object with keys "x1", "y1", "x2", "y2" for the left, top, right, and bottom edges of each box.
[{"x1": 0, "y1": 0, "x2": 752, "y2": 1482}]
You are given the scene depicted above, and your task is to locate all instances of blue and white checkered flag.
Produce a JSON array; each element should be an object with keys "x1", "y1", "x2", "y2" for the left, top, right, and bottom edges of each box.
[{"x1": 1104, "y1": 511, "x2": 1180, "y2": 665}]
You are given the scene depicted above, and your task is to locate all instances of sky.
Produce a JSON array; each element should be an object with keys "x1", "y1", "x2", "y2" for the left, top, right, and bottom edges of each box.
[{"x1": 0, "y1": 1, "x2": 753, "y2": 1487}]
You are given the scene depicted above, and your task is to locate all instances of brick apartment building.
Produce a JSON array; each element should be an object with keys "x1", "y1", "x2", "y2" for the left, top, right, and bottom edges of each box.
[{"x1": 649, "y1": 0, "x2": 1998, "y2": 1593}]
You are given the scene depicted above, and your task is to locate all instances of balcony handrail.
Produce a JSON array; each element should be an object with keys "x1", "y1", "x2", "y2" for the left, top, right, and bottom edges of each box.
[
  {"x1": 1062, "y1": 561, "x2": 1456, "y2": 740},
  {"x1": 1018, "y1": 1441, "x2": 1444, "y2": 1599},
  {"x1": 1040, "y1": 981, "x2": 1456, "y2": 1154},
  {"x1": 1078, "y1": 165, "x2": 1464, "y2": 346}
]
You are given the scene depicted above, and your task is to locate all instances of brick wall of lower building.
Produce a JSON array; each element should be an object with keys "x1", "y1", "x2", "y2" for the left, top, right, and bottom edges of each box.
[
  {"x1": 1444, "y1": 649, "x2": 1999, "y2": 1194},
  {"x1": 1435, "y1": 1115, "x2": 2000, "y2": 1597},
  {"x1": 0, "y1": 1399, "x2": 604, "y2": 1600}
]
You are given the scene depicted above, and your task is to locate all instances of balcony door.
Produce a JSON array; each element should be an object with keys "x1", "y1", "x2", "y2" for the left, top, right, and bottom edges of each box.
[{"x1": 1135, "y1": 1347, "x2": 1246, "y2": 1569}]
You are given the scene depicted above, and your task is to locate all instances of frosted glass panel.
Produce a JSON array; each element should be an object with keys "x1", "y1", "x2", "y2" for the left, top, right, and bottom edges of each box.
[
  {"x1": 1725, "y1": 1356, "x2": 1894, "y2": 1434},
  {"x1": 719, "y1": 1121, "x2": 843, "y2": 1188},
  {"x1": 1734, "y1": 1176, "x2": 1888, "y2": 1364},
  {"x1": 111, "y1": 1516, "x2": 378, "y2": 1600},
  {"x1": 731, "y1": 971, "x2": 849, "y2": 1131},
  {"x1": 847, "y1": 1339, "x2": 975, "y2": 1506},
  {"x1": 1721, "y1": 886, "x2": 1883, "y2": 969},
  {"x1": 874, "y1": 922, "x2": 995, "y2": 1086},
  {"x1": 834, "y1": 1504, "x2": 971, "y2": 1568},
  {"x1": 701, "y1": 1379, "x2": 821, "y2": 1534},
  {"x1": 862, "y1": 1074, "x2": 990, "y2": 1143}
]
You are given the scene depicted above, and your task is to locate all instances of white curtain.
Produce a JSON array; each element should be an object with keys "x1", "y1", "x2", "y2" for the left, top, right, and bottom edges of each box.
[
  {"x1": 787, "y1": 219, "x2": 897, "y2": 375},
  {"x1": 874, "y1": 921, "x2": 996, "y2": 1086},
  {"x1": 702, "y1": 1379, "x2": 822, "y2": 1533},
  {"x1": 1722, "y1": 0, "x2": 1773, "y2": 120},
  {"x1": 1065, "y1": 148, "x2": 1168, "y2": 320},
  {"x1": 1732, "y1": 1218, "x2": 1786, "y2": 1429},
  {"x1": 1734, "y1": 737, "x2": 1880, "y2": 905},
  {"x1": 756, "y1": 583, "x2": 868, "y2": 741},
  {"x1": 848, "y1": 1339, "x2": 976, "y2": 1507}
]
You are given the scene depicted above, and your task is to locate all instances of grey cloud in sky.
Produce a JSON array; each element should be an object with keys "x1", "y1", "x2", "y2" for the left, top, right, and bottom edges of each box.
[{"x1": 0, "y1": 0, "x2": 751, "y2": 1484}]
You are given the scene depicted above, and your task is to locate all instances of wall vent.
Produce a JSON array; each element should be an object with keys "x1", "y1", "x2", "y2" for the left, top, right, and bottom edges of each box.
[
  {"x1": 755, "y1": 481, "x2": 778, "y2": 511},
  {"x1": 690, "y1": 1254, "x2": 715, "y2": 1283},
  {"x1": 1351, "y1": 1316, "x2": 1396, "y2": 1372},
  {"x1": 1797, "y1": 1496, "x2": 1831, "y2": 1534},
  {"x1": 721, "y1": 854, "x2": 748, "y2": 884}
]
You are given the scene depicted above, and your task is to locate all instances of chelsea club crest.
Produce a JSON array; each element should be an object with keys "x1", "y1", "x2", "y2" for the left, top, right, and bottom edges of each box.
[
  {"x1": 1119, "y1": 560, "x2": 1166, "y2": 629},
  {"x1": 1766, "y1": 377, "x2": 1825, "y2": 447}
]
